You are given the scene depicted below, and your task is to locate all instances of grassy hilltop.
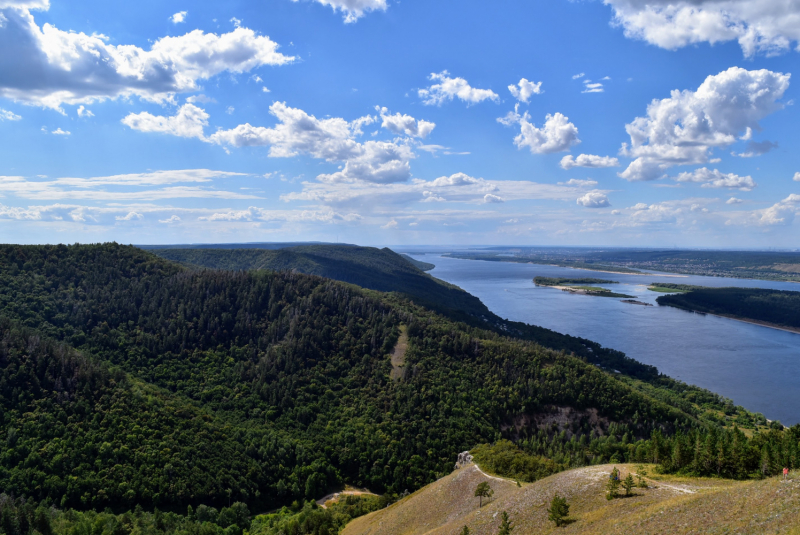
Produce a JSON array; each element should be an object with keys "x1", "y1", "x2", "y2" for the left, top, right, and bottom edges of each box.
[{"x1": 344, "y1": 462, "x2": 800, "y2": 535}]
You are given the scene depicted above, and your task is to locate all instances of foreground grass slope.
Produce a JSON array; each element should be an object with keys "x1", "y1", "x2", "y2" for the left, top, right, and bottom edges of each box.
[{"x1": 344, "y1": 462, "x2": 800, "y2": 534}]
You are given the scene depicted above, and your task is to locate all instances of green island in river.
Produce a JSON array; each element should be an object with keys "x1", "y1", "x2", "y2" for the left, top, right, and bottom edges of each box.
[{"x1": 533, "y1": 277, "x2": 635, "y2": 298}]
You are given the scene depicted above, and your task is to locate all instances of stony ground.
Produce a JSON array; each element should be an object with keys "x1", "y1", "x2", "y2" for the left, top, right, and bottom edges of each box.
[{"x1": 343, "y1": 464, "x2": 800, "y2": 535}]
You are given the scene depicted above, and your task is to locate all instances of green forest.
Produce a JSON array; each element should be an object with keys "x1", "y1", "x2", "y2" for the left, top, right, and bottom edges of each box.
[
  {"x1": 0, "y1": 243, "x2": 796, "y2": 534},
  {"x1": 656, "y1": 287, "x2": 800, "y2": 330}
]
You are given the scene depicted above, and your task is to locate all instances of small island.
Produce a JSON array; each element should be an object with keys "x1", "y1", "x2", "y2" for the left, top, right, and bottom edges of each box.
[
  {"x1": 648, "y1": 282, "x2": 703, "y2": 293},
  {"x1": 534, "y1": 277, "x2": 635, "y2": 298}
]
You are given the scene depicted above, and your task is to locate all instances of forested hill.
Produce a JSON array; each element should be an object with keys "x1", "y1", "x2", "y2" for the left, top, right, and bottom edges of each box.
[
  {"x1": 0, "y1": 243, "x2": 724, "y2": 519},
  {"x1": 656, "y1": 287, "x2": 800, "y2": 331},
  {"x1": 151, "y1": 246, "x2": 659, "y2": 381},
  {"x1": 152, "y1": 246, "x2": 485, "y2": 323}
]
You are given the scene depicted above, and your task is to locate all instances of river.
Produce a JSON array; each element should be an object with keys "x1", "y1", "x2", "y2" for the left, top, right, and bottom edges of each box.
[{"x1": 405, "y1": 252, "x2": 800, "y2": 425}]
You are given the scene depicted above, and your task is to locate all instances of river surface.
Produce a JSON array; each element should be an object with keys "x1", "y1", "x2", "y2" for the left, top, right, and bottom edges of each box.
[{"x1": 406, "y1": 253, "x2": 800, "y2": 425}]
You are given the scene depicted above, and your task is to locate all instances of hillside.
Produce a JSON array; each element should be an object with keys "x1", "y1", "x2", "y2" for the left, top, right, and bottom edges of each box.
[
  {"x1": 344, "y1": 462, "x2": 800, "y2": 534},
  {"x1": 150, "y1": 246, "x2": 665, "y2": 381},
  {"x1": 151, "y1": 245, "x2": 487, "y2": 325},
  {"x1": 0, "y1": 243, "x2": 718, "y2": 516}
]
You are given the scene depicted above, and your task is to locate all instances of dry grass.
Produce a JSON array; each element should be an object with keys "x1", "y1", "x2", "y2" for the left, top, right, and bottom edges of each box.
[{"x1": 343, "y1": 464, "x2": 800, "y2": 535}]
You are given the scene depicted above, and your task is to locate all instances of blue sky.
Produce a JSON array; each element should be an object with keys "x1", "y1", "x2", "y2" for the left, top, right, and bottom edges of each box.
[{"x1": 1, "y1": 0, "x2": 800, "y2": 247}]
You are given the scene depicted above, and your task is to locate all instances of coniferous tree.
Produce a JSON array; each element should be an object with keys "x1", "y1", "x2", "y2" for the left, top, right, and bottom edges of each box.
[
  {"x1": 623, "y1": 474, "x2": 635, "y2": 496},
  {"x1": 606, "y1": 467, "x2": 620, "y2": 500},
  {"x1": 547, "y1": 494, "x2": 570, "y2": 527},
  {"x1": 497, "y1": 511, "x2": 513, "y2": 535}
]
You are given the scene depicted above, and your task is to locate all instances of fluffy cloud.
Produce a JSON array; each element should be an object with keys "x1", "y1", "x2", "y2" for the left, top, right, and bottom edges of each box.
[
  {"x1": 123, "y1": 104, "x2": 209, "y2": 139},
  {"x1": 115, "y1": 211, "x2": 143, "y2": 221},
  {"x1": 170, "y1": 11, "x2": 187, "y2": 24},
  {"x1": 376, "y1": 107, "x2": 435, "y2": 138},
  {"x1": 794, "y1": 172, "x2": 800, "y2": 182},
  {"x1": 76, "y1": 106, "x2": 93, "y2": 118},
  {"x1": 508, "y1": 78, "x2": 543, "y2": 103},
  {"x1": 419, "y1": 71, "x2": 499, "y2": 106},
  {"x1": 727, "y1": 197, "x2": 744, "y2": 204},
  {"x1": 483, "y1": 193, "x2": 504, "y2": 203},
  {"x1": 50, "y1": 128, "x2": 69, "y2": 135},
  {"x1": 0, "y1": 4, "x2": 294, "y2": 110},
  {"x1": 619, "y1": 67, "x2": 790, "y2": 181},
  {"x1": 603, "y1": 0, "x2": 800, "y2": 57},
  {"x1": 675, "y1": 167, "x2": 756, "y2": 190},
  {"x1": 560, "y1": 154, "x2": 619, "y2": 169},
  {"x1": 293, "y1": 0, "x2": 388, "y2": 23},
  {"x1": 203, "y1": 102, "x2": 417, "y2": 184},
  {"x1": 576, "y1": 191, "x2": 611, "y2": 208},
  {"x1": 0, "y1": 108, "x2": 21, "y2": 121},
  {"x1": 159, "y1": 215, "x2": 181, "y2": 223},
  {"x1": 755, "y1": 194, "x2": 800, "y2": 225},
  {"x1": 499, "y1": 107, "x2": 580, "y2": 154}
]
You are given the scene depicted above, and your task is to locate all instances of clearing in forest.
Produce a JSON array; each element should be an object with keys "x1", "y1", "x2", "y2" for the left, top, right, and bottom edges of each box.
[{"x1": 390, "y1": 325, "x2": 408, "y2": 381}]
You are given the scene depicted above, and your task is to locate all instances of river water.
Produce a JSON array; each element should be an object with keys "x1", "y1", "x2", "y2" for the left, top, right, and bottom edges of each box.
[{"x1": 406, "y1": 253, "x2": 800, "y2": 425}]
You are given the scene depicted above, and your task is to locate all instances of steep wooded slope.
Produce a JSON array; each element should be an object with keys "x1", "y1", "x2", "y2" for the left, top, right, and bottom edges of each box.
[{"x1": 0, "y1": 243, "x2": 704, "y2": 514}]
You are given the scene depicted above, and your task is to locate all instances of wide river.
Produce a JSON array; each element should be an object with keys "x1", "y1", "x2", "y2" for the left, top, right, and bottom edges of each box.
[{"x1": 406, "y1": 253, "x2": 800, "y2": 425}]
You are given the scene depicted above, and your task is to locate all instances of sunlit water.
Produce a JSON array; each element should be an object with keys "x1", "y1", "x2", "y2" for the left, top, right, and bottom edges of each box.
[{"x1": 408, "y1": 253, "x2": 800, "y2": 425}]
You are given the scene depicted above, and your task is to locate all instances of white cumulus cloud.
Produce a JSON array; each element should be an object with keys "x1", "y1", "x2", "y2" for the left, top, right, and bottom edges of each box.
[
  {"x1": 170, "y1": 11, "x2": 187, "y2": 24},
  {"x1": 576, "y1": 191, "x2": 611, "y2": 208},
  {"x1": 755, "y1": 194, "x2": 800, "y2": 225},
  {"x1": 794, "y1": 172, "x2": 800, "y2": 182},
  {"x1": 293, "y1": 0, "x2": 388, "y2": 23},
  {"x1": 159, "y1": 215, "x2": 181, "y2": 223},
  {"x1": 560, "y1": 154, "x2": 619, "y2": 169},
  {"x1": 122, "y1": 104, "x2": 209, "y2": 139},
  {"x1": 376, "y1": 107, "x2": 435, "y2": 138},
  {"x1": 197, "y1": 102, "x2": 418, "y2": 184},
  {"x1": 499, "y1": 106, "x2": 580, "y2": 154},
  {"x1": 675, "y1": 167, "x2": 756, "y2": 190},
  {"x1": 603, "y1": 0, "x2": 800, "y2": 57},
  {"x1": 0, "y1": 3, "x2": 294, "y2": 111},
  {"x1": 726, "y1": 197, "x2": 744, "y2": 204},
  {"x1": 619, "y1": 67, "x2": 790, "y2": 181},
  {"x1": 51, "y1": 128, "x2": 69, "y2": 135},
  {"x1": 508, "y1": 78, "x2": 543, "y2": 103},
  {"x1": 419, "y1": 71, "x2": 499, "y2": 106},
  {"x1": 76, "y1": 106, "x2": 93, "y2": 118},
  {"x1": 115, "y1": 211, "x2": 143, "y2": 221},
  {"x1": 483, "y1": 193, "x2": 504, "y2": 203}
]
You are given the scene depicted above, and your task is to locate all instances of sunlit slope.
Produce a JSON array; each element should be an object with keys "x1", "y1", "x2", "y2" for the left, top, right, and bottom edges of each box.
[{"x1": 344, "y1": 463, "x2": 800, "y2": 535}]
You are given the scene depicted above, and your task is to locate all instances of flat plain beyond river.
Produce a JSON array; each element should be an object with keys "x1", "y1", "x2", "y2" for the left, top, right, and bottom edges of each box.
[{"x1": 406, "y1": 252, "x2": 800, "y2": 425}]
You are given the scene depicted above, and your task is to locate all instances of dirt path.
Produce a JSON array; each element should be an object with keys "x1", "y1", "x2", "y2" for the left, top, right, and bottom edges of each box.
[{"x1": 390, "y1": 325, "x2": 408, "y2": 381}]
